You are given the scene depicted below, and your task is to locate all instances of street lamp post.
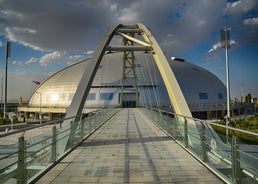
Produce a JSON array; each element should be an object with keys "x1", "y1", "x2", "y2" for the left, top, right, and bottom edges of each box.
[
  {"x1": 36, "y1": 92, "x2": 42, "y2": 124},
  {"x1": 4, "y1": 41, "x2": 10, "y2": 120},
  {"x1": 221, "y1": 28, "x2": 231, "y2": 143}
]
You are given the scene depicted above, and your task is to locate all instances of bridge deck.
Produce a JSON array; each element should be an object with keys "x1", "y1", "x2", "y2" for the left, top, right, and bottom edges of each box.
[{"x1": 36, "y1": 108, "x2": 224, "y2": 183}]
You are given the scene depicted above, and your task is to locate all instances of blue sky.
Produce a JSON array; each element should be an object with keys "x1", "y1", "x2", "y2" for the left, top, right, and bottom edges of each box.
[{"x1": 0, "y1": 0, "x2": 257, "y2": 101}]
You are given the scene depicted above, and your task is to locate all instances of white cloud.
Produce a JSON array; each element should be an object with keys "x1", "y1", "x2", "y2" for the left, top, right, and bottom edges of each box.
[
  {"x1": 12, "y1": 52, "x2": 87, "y2": 67},
  {"x1": 0, "y1": 0, "x2": 257, "y2": 100},
  {"x1": 110, "y1": 3, "x2": 119, "y2": 11},
  {"x1": 0, "y1": 0, "x2": 114, "y2": 51},
  {"x1": 12, "y1": 60, "x2": 20, "y2": 65},
  {"x1": 208, "y1": 42, "x2": 222, "y2": 53},
  {"x1": 1, "y1": 9, "x2": 23, "y2": 19},
  {"x1": 39, "y1": 51, "x2": 63, "y2": 66},
  {"x1": 66, "y1": 54, "x2": 86, "y2": 65},
  {"x1": 86, "y1": 50, "x2": 94, "y2": 55},
  {"x1": 0, "y1": 0, "x2": 257, "y2": 55},
  {"x1": 243, "y1": 17, "x2": 258, "y2": 25},
  {"x1": 208, "y1": 40, "x2": 237, "y2": 53},
  {"x1": 117, "y1": 7, "x2": 139, "y2": 23},
  {"x1": 5, "y1": 27, "x2": 42, "y2": 50},
  {"x1": 25, "y1": 57, "x2": 38, "y2": 64},
  {"x1": 12, "y1": 57, "x2": 38, "y2": 66},
  {"x1": 68, "y1": 55, "x2": 85, "y2": 61},
  {"x1": 226, "y1": 0, "x2": 257, "y2": 14}
]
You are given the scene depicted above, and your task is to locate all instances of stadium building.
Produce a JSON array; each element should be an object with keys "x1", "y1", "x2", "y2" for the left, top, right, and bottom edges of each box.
[{"x1": 18, "y1": 53, "x2": 226, "y2": 121}]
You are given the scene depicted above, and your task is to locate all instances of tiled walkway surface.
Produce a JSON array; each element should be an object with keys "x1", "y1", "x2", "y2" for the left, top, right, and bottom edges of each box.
[{"x1": 36, "y1": 108, "x2": 224, "y2": 183}]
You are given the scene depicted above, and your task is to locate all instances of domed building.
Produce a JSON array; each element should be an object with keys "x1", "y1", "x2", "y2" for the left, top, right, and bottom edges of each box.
[{"x1": 18, "y1": 52, "x2": 226, "y2": 121}]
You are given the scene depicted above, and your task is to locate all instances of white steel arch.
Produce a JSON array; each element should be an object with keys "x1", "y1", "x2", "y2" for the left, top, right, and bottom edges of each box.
[{"x1": 65, "y1": 23, "x2": 192, "y2": 120}]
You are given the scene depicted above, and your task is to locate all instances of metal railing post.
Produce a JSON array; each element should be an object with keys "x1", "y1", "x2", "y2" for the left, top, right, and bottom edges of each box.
[
  {"x1": 51, "y1": 125, "x2": 57, "y2": 163},
  {"x1": 94, "y1": 114, "x2": 97, "y2": 129},
  {"x1": 200, "y1": 122, "x2": 208, "y2": 162},
  {"x1": 17, "y1": 133, "x2": 27, "y2": 184},
  {"x1": 69, "y1": 120, "x2": 74, "y2": 148},
  {"x1": 184, "y1": 117, "x2": 189, "y2": 148},
  {"x1": 81, "y1": 117, "x2": 84, "y2": 139},
  {"x1": 172, "y1": 120, "x2": 177, "y2": 138},
  {"x1": 232, "y1": 132, "x2": 241, "y2": 184},
  {"x1": 89, "y1": 116, "x2": 92, "y2": 133}
]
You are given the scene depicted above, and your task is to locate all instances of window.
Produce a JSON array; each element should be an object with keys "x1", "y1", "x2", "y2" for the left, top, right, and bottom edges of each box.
[
  {"x1": 199, "y1": 92, "x2": 208, "y2": 99},
  {"x1": 100, "y1": 93, "x2": 113, "y2": 100},
  {"x1": 87, "y1": 93, "x2": 96, "y2": 100},
  {"x1": 218, "y1": 93, "x2": 223, "y2": 100}
]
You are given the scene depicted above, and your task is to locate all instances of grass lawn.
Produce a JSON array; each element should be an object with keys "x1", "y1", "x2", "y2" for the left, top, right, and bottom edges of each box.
[
  {"x1": 211, "y1": 116, "x2": 258, "y2": 144},
  {"x1": 0, "y1": 118, "x2": 23, "y2": 125}
]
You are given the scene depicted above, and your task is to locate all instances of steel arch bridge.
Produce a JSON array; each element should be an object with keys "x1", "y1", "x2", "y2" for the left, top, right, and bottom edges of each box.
[{"x1": 65, "y1": 23, "x2": 192, "y2": 120}]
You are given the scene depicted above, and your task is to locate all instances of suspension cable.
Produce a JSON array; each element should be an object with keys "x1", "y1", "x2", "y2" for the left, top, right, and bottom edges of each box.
[
  {"x1": 142, "y1": 53, "x2": 153, "y2": 107},
  {"x1": 144, "y1": 53, "x2": 160, "y2": 109},
  {"x1": 150, "y1": 54, "x2": 161, "y2": 108}
]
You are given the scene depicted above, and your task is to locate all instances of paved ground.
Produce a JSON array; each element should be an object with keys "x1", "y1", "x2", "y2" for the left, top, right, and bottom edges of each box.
[{"x1": 36, "y1": 108, "x2": 224, "y2": 184}]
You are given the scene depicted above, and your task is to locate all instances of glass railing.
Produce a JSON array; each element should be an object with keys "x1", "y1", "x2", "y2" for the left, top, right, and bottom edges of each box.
[
  {"x1": 0, "y1": 107, "x2": 119, "y2": 184},
  {"x1": 140, "y1": 107, "x2": 258, "y2": 184}
]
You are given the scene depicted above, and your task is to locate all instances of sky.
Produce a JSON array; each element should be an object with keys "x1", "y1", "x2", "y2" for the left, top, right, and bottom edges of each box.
[{"x1": 0, "y1": 0, "x2": 257, "y2": 102}]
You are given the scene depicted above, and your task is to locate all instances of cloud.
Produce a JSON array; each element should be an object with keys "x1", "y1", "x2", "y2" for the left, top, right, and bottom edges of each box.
[
  {"x1": 0, "y1": 0, "x2": 257, "y2": 57},
  {"x1": 0, "y1": 0, "x2": 115, "y2": 52},
  {"x1": 225, "y1": 0, "x2": 257, "y2": 14},
  {"x1": 86, "y1": 50, "x2": 94, "y2": 55},
  {"x1": 39, "y1": 51, "x2": 63, "y2": 66},
  {"x1": 0, "y1": 0, "x2": 257, "y2": 100},
  {"x1": 12, "y1": 57, "x2": 38, "y2": 66},
  {"x1": 26, "y1": 57, "x2": 38, "y2": 64},
  {"x1": 12, "y1": 51, "x2": 88, "y2": 67},
  {"x1": 208, "y1": 40, "x2": 237, "y2": 53},
  {"x1": 243, "y1": 17, "x2": 258, "y2": 25},
  {"x1": 66, "y1": 54, "x2": 87, "y2": 65},
  {"x1": 208, "y1": 42, "x2": 222, "y2": 53}
]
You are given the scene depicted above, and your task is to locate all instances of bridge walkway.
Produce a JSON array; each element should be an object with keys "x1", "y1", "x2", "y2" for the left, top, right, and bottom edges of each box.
[{"x1": 36, "y1": 108, "x2": 224, "y2": 183}]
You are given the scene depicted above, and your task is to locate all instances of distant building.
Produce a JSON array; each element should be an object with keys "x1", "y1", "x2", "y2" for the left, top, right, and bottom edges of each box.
[{"x1": 18, "y1": 53, "x2": 227, "y2": 121}]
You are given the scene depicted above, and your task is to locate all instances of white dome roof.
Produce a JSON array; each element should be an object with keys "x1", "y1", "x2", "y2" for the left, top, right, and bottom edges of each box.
[{"x1": 29, "y1": 52, "x2": 226, "y2": 112}]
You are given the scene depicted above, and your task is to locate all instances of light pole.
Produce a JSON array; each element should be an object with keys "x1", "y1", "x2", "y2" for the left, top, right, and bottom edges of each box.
[
  {"x1": 4, "y1": 41, "x2": 10, "y2": 120},
  {"x1": 221, "y1": 28, "x2": 231, "y2": 143},
  {"x1": 36, "y1": 92, "x2": 42, "y2": 124}
]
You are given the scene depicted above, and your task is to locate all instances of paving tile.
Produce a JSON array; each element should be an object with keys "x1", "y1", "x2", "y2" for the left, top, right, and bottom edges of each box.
[{"x1": 36, "y1": 108, "x2": 224, "y2": 184}]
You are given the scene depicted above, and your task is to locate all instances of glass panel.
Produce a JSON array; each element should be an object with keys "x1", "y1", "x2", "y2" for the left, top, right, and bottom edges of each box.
[
  {"x1": 199, "y1": 92, "x2": 208, "y2": 99},
  {"x1": 87, "y1": 93, "x2": 96, "y2": 100},
  {"x1": 0, "y1": 108, "x2": 119, "y2": 183},
  {"x1": 218, "y1": 93, "x2": 224, "y2": 100},
  {"x1": 140, "y1": 107, "x2": 258, "y2": 183},
  {"x1": 100, "y1": 93, "x2": 113, "y2": 100}
]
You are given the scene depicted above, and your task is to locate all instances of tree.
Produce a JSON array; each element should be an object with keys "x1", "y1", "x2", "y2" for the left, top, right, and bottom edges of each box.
[{"x1": 245, "y1": 93, "x2": 252, "y2": 103}]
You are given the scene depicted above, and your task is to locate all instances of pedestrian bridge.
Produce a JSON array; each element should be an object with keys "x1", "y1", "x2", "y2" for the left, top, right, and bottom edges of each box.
[
  {"x1": 0, "y1": 107, "x2": 258, "y2": 184},
  {"x1": 1, "y1": 23, "x2": 258, "y2": 184}
]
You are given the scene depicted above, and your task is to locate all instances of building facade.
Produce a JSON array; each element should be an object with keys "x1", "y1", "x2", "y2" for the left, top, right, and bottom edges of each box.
[{"x1": 18, "y1": 53, "x2": 227, "y2": 121}]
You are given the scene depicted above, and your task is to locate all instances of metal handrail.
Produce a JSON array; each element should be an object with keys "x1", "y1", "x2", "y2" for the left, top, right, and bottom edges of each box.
[
  {"x1": 0, "y1": 108, "x2": 103, "y2": 138},
  {"x1": 146, "y1": 106, "x2": 258, "y2": 136},
  {"x1": 0, "y1": 107, "x2": 119, "y2": 184},
  {"x1": 142, "y1": 106, "x2": 258, "y2": 184}
]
